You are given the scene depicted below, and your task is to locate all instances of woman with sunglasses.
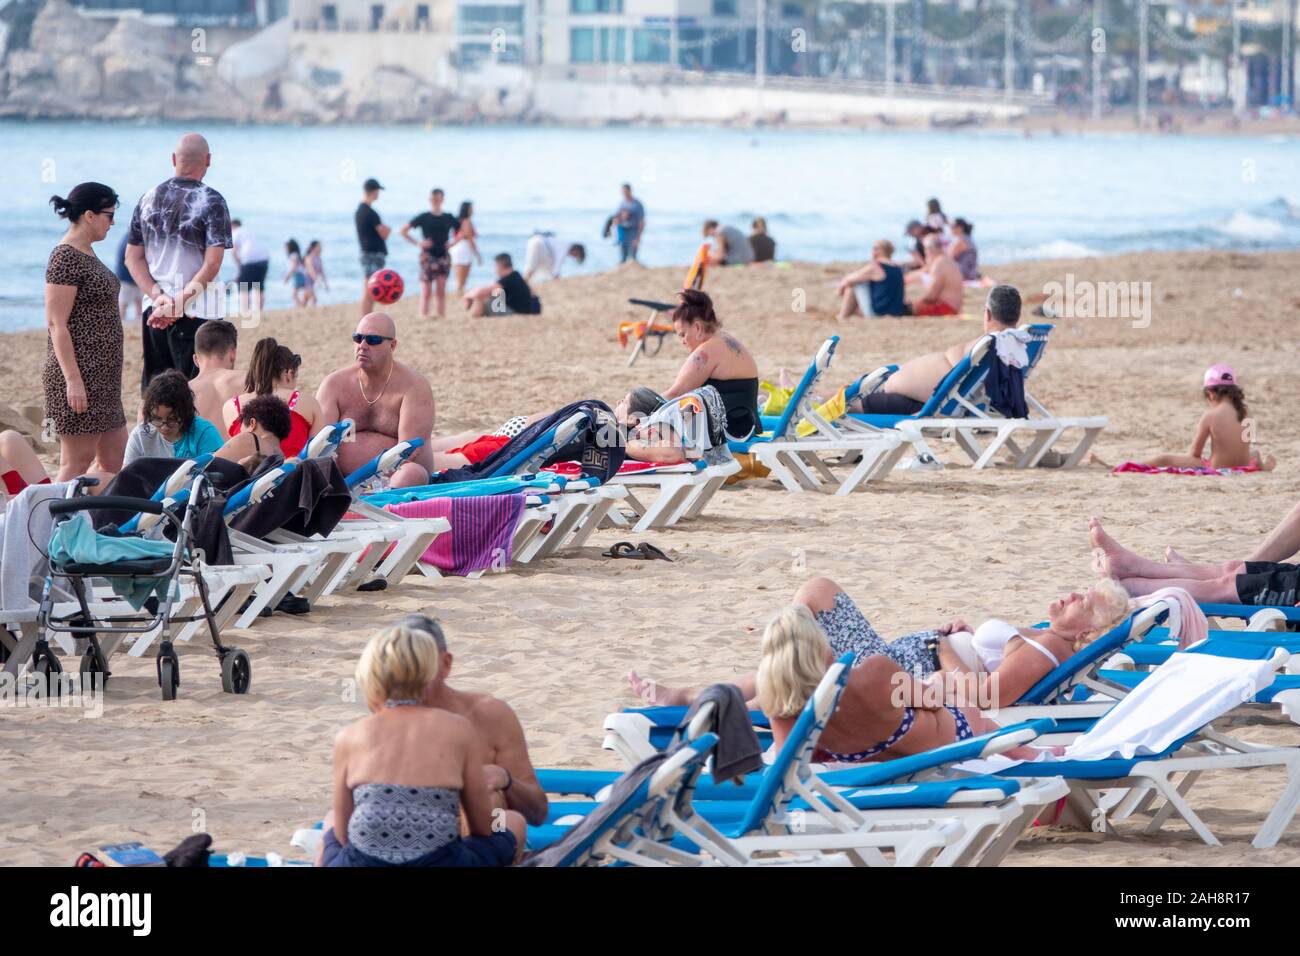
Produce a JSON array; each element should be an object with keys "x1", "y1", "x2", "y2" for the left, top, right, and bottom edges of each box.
[
  {"x1": 124, "y1": 370, "x2": 224, "y2": 466},
  {"x1": 222, "y1": 336, "x2": 323, "y2": 458},
  {"x1": 43, "y1": 182, "x2": 129, "y2": 480}
]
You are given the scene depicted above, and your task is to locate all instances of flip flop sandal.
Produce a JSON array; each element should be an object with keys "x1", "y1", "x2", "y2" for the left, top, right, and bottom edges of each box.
[
  {"x1": 602, "y1": 541, "x2": 641, "y2": 559},
  {"x1": 636, "y1": 542, "x2": 672, "y2": 561}
]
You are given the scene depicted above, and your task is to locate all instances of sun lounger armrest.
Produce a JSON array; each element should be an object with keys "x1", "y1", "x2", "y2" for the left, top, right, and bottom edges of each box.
[{"x1": 853, "y1": 365, "x2": 897, "y2": 401}]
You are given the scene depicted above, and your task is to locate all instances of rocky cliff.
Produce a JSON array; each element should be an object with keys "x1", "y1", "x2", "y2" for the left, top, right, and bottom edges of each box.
[{"x1": 0, "y1": 0, "x2": 522, "y2": 124}]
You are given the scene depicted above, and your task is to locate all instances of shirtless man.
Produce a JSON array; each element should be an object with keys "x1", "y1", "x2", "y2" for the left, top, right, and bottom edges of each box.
[
  {"x1": 315, "y1": 312, "x2": 434, "y2": 487},
  {"x1": 851, "y1": 284, "x2": 1021, "y2": 416},
  {"x1": 396, "y1": 614, "x2": 548, "y2": 825},
  {"x1": 905, "y1": 234, "x2": 964, "y2": 316},
  {"x1": 189, "y1": 320, "x2": 243, "y2": 427}
]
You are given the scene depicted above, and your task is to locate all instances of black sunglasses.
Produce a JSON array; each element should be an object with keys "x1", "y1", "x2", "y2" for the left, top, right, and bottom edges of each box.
[{"x1": 352, "y1": 333, "x2": 393, "y2": 346}]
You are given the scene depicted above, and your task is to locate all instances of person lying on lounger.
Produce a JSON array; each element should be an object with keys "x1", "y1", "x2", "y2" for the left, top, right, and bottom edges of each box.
[
  {"x1": 317, "y1": 623, "x2": 526, "y2": 867},
  {"x1": 628, "y1": 575, "x2": 1131, "y2": 762},
  {"x1": 616, "y1": 385, "x2": 731, "y2": 466},
  {"x1": 1091, "y1": 515, "x2": 1300, "y2": 606},
  {"x1": 846, "y1": 284, "x2": 1022, "y2": 416}
]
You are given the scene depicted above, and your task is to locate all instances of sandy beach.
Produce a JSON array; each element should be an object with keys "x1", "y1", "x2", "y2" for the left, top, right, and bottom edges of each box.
[{"x1": 2, "y1": 248, "x2": 1299, "y2": 866}]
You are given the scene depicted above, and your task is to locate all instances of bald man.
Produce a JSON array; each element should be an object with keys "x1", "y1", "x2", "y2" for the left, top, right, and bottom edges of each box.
[
  {"x1": 905, "y1": 233, "x2": 963, "y2": 316},
  {"x1": 316, "y1": 313, "x2": 436, "y2": 487},
  {"x1": 125, "y1": 132, "x2": 233, "y2": 393}
]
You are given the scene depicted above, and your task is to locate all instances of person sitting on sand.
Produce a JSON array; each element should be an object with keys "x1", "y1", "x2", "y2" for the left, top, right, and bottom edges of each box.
[
  {"x1": 214, "y1": 393, "x2": 291, "y2": 469},
  {"x1": 463, "y1": 253, "x2": 540, "y2": 318},
  {"x1": 836, "y1": 239, "x2": 907, "y2": 319},
  {"x1": 1090, "y1": 364, "x2": 1274, "y2": 472},
  {"x1": 847, "y1": 284, "x2": 1021, "y2": 416},
  {"x1": 1090, "y1": 515, "x2": 1300, "y2": 607},
  {"x1": 316, "y1": 623, "x2": 525, "y2": 867},
  {"x1": 618, "y1": 289, "x2": 758, "y2": 441},
  {"x1": 904, "y1": 234, "x2": 963, "y2": 316},
  {"x1": 124, "y1": 370, "x2": 224, "y2": 467},
  {"x1": 189, "y1": 319, "x2": 243, "y2": 429},
  {"x1": 949, "y1": 218, "x2": 980, "y2": 281},
  {"x1": 902, "y1": 220, "x2": 935, "y2": 271},
  {"x1": 628, "y1": 575, "x2": 1130, "y2": 763},
  {"x1": 703, "y1": 220, "x2": 755, "y2": 266},
  {"x1": 316, "y1": 312, "x2": 434, "y2": 487},
  {"x1": 222, "y1": 337, "x2": 323, "y2": 460},
  {"x1": 394, "y1": 615, "x2": 548, "y2": 825},
  {"x1": 748, "y1": 217, "x2": 776, "y2": 263}
]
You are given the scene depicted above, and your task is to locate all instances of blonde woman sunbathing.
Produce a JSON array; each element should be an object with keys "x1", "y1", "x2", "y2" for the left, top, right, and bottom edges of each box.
[{"x1": 629, "y1": 576, "x2": 1131, "y2": 762}]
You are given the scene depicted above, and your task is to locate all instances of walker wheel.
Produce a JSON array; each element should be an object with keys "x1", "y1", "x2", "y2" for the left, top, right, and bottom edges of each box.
[
  {"x1": 158, "y1": 653, "x2": 179, "y2": 702},
  {"x1": 33, "y1": 651, "x2": 64, "y2": 697},
  {"x1": 221, "y1": 648, "x2": 251, "y2": 695},
  {"x1": 79, "y1": 649, "x2": 109, "y2": 690}
]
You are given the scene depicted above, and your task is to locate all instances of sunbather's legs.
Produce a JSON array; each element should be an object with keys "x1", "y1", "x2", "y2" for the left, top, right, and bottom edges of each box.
[
  {"x1": 1090, "y1": 517, "x2": 1242, "y2": 581},
  {"x1": 837, "y1": 286, "x2": 862, "y2": 320},
  {"x1": 0, "y1": 429, "x2": 48, "y2": 485},
  {"x1": 1118, "y1": 573, "x2": 1240, "y2": 602},
  {"x1": 626, "y1": 670, "x2": 757, "y2": 708},
  {"x1": 1145, "y1": 453, "x2": 1206, "y2": 469},
  {"x1": 1246, "y1": 499, "x2": 1300, "y2": 563}
]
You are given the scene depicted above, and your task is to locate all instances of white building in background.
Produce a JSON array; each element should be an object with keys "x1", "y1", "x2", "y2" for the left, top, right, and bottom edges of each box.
[{"x1": 541, "y1": 0, "x2": 806, "y2": 72}]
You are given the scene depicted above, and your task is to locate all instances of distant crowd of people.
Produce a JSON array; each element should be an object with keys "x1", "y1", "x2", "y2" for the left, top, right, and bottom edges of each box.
[{"x1": 835, "y1": 197, "x2": 981, "y2": 319}]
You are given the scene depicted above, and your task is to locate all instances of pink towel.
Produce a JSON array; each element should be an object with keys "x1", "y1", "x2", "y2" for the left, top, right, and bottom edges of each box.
[
  {"x1": 1135, "y1": 587, "x2": 1208, "y2": 649},
  {"x1": 384, "y1": 495, "x2": 525, "y2": 576},
  {"x1": 1113, "y1": 460, "x2": 1261, "y2": 476}
]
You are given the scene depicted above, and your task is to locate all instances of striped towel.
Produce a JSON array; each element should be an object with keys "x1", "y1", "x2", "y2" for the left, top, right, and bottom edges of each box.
[{"x1": 384, "y1": 494, "x2": 525, "y2": 576}]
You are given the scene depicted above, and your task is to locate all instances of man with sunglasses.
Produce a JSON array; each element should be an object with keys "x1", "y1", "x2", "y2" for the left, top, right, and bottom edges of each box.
[
  {"x1": 316, "y1": 312, "x2": 435, "y2": 487},
  {"x1": 124, "y1": 132, "x2": 233, "y2": 392}
]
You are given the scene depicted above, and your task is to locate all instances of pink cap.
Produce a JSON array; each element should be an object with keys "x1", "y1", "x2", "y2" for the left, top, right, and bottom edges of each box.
[{"x1": 1203, "y1": 364, "x2": 1238, "y2": 389}]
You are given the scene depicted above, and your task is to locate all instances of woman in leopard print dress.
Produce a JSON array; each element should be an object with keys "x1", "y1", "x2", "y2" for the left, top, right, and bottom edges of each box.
[{"x1": 43, "y1": 182, "x2": 128, "y2": 480}]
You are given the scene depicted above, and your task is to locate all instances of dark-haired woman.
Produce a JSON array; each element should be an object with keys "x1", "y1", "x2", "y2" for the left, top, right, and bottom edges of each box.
[
  {"x1": 950, "y1": 218, "x2": 979, "y2": 281},
  {"x1": 447, "y1": 201, "x2": 481, "y2": 296},
  {"x1": 43, "y1": 183, "x2": 129, "y2": 480},
  {"x1": 635, "y1": 289, "x2": 759, "y2": 441},
  {"x1": 221, "y1": 336, "x2": 322, "y2": 458},
  {"x1": 124, "y1": 369, "x2": 224, "y2": 466},
  {"x1": 215, "y1": 394, "x2": 292, "y2": 469}
]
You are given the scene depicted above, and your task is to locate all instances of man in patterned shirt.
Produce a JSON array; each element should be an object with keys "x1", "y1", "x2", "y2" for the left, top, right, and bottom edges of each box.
[{"x1": 124, "y1": 132, "x2": 233, "y2": 393}]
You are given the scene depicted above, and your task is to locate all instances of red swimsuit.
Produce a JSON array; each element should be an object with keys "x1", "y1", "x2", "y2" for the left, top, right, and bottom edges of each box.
[{"x1": 229, "y1": 390, "x2": 312, "y2": 458}]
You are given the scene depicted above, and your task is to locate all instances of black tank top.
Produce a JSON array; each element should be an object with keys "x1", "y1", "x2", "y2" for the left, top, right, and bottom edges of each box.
[{"x1": 704, "y1": 376, "x2": 759, "y2": 440}]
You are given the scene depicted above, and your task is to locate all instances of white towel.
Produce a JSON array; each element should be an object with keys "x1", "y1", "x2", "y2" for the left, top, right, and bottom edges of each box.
[
  {"x1": 1, "y1": 481, "x2": 74, "y2": 614},
  {"x1": 992, "y1": 328, "x2": 1033, "y2": 369},
  {"x1": 958, "y1": 650, "x2": 1276, "y2": 773}
]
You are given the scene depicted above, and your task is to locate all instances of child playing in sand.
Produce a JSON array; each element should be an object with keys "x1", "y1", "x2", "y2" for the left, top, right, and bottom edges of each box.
[{"x1": 1093, "y1": 364, "x2": 1275, "y2": 472}]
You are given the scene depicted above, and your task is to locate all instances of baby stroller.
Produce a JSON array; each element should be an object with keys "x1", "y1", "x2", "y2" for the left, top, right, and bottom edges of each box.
[{"x1": 32, "y1": 472, "x2": 251, "y2": 701}]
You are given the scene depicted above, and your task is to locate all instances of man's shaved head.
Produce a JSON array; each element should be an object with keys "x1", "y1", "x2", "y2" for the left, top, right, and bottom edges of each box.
[
  {"x1": 358, "y1": 312, "x2": 397, "y2": 338},
  {"x1": 173, "y1": 133, "x2": 211, "y2": 178}
]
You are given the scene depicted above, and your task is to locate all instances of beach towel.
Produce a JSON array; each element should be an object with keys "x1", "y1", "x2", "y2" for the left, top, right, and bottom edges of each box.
[
  {"x1": 438, "y1": 400, "x2": 624, "y2": 485},
  {"x1": 0, "y1": 480, "x2": 75, "y2": 613},
  {"x1": 1113, "y1": 460, "x2": 1263, "y2": 476},
  {"x1": 1135, "y1": 587, "x2": 1207, "y2": 650},
  {"x1": 230, "y1": 458, "x2": 351, "y2": 540},
  {"x1": 545, "y1": 459, "x2": 681, "y2": 477},
  {"x1": 985, "y1": 332, "x2": 1029, "y2": 419},
  {"x1": 958, "y1": 649, "x2": 1276, "y2": 774},
  {"x1": 680, "y1": 683, "x2": 763, "y2": 784},
  {"x1": 48, "y1": 513, "x2": 175, "y2": 610},
  {"x1": 384, "y1": 494, "x2": 525, "y2": 576}
]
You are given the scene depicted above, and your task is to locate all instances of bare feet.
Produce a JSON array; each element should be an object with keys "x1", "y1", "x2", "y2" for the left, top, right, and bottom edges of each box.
[
  {"x1": 627, "y1": 670, "x2": 690, "y2": 707},
  {"x1": 1088, "y1": 451, "x2": 1112, "y2": 469},
  {"x1": 1088, "y1": 517, "x2": 1139, "y2": 579},
  {"x1": 1164, "y1": 546, "x2": 1190, "y2": 564},
  {"x1": 1258, "y1": 453, "x2": 1277, "y2": 472}
]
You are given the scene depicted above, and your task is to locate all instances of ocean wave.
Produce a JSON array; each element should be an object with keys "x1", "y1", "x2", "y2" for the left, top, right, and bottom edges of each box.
[
  {"x1": 1214, "y1": 210, "x2": 1287, "y2": 240},
  {"x1": 1020, "y1": 239, "x2": 1104, "y2": 260}
]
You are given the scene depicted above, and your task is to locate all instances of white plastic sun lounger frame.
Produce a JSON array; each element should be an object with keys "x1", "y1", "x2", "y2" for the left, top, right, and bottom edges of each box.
[
  {"x1": 603, "y1": 457, "x2": 742, "y2": 532},
  {"x1": 747, "y1": 338, "x2": 907, "y2": 495},
  {"x1": 845, "y1": 336, "x2": 1106, "y2": 471}
]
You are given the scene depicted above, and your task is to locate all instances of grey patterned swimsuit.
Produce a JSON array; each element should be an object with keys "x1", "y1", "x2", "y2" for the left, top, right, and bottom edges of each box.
[
  {"x1": 816, "y1": 591, "x2": 941, "y2": 677},
  {"x1": 347, "y1": 783, "x2": 463, "y2": 864}
]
